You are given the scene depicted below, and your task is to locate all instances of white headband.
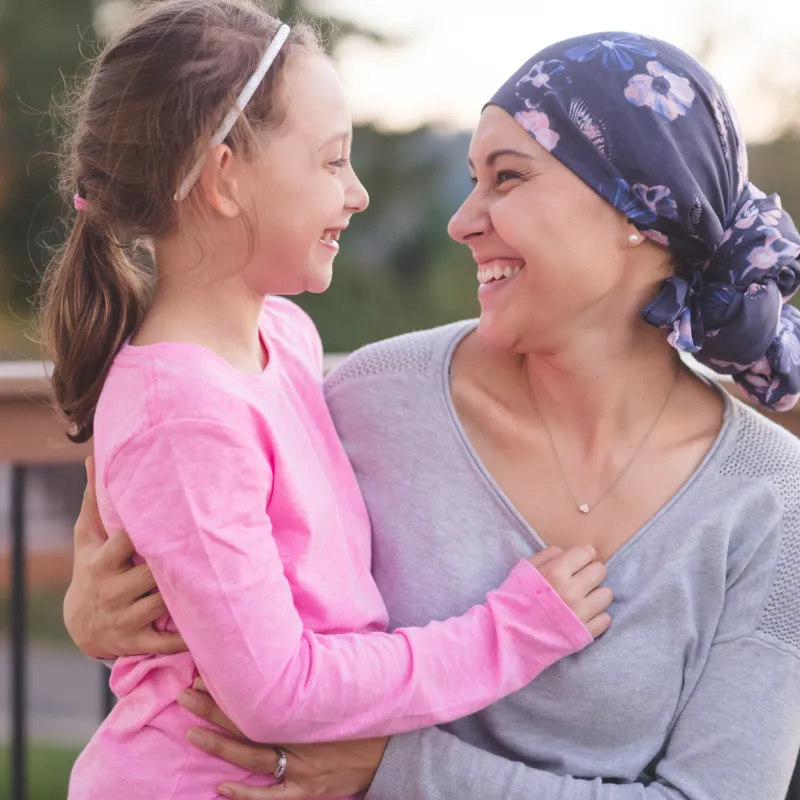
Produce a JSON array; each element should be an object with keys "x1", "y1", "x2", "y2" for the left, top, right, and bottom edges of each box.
[{"x1": 174, "y1": 23, "x2": 292, "y2": 202}]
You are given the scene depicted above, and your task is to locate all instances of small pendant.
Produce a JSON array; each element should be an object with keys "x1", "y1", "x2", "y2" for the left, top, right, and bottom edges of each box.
[{"x1": 578, "y1": 504, "x2": 590, "y2": 514}]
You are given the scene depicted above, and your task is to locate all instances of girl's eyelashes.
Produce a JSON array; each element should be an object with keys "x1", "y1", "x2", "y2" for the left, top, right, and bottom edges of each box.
[{"x1": 328, "y1": 156, "x2": 350, "y2": 170}]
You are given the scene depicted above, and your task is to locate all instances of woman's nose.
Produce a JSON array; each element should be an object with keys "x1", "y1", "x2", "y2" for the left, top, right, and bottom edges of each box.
[{"x1": 448, "y1": 192, "x2": 488, "y2": 243}]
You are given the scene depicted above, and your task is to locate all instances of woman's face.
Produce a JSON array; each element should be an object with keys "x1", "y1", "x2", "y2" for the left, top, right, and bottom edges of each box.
[{"x1": 449, "y1": 105, "x2": 667, "y2": 353}]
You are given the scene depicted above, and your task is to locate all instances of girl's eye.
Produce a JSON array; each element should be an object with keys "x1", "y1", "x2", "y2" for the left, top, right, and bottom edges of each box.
[{"x1": 329, "y1": 157, "x2": 350, "y2": 170}]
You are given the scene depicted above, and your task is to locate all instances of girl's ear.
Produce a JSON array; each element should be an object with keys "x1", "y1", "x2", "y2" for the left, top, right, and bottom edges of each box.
[{"x1": 198, "y1": 143, "x2": 241, "y2": 218}]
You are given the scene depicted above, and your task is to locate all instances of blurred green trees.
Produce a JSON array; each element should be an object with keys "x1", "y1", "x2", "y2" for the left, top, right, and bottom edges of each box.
[
  {"x1": 0, "y1": 0, "x2": 95, "y2": 310},
  {"x1": 0, "y1": 0, "x2": 798, "y2": 358},
  {"x1": 0, "y1": 0, "x2": 477, "y2": 356}
]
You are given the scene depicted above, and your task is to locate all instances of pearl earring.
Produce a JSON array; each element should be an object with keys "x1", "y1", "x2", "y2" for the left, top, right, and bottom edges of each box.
[{"x1": 628, "y1": 233, "x2": 640, "y2": 244}]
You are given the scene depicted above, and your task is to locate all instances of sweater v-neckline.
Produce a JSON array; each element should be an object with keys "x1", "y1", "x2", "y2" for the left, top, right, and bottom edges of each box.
[{"x1": 439, "y1": 321, "x2": 736, "y2": 570}]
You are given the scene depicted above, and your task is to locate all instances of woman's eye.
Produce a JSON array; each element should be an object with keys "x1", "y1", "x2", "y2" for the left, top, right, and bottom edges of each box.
[
  {"x1": 469, "y1": 170, "x2": 523, "y2": 188},
  {"x1": 496, "y1": 170, "x2": 521, "y2": 186}
]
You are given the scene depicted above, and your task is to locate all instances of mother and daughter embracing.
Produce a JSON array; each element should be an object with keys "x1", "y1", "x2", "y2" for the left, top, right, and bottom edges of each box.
[{"x1": 40, "y1": 1, "x2": 800, "y2": 798}]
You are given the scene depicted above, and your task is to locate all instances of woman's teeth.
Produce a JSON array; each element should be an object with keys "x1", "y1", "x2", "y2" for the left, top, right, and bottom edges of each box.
[{"x1": 477, "y1": 261, "x2": 524, "y2": 285}]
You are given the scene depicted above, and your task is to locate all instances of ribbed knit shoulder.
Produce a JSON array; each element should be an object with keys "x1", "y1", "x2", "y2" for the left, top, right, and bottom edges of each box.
[
  {"x1": 720, "y1": 402, "x2": 800, "y2": 650},
  {"x1": 324, "y1": 321, "x2": 473, "y2": 393}
]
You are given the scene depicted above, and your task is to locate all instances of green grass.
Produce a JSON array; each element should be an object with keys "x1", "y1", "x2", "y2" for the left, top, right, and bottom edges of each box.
[
  {"x1": 0, "y1": 745, "x2": 79, "y2": 800},
  {"x1": 0, "y1": 588, "x2": 74, "y2": 647}
]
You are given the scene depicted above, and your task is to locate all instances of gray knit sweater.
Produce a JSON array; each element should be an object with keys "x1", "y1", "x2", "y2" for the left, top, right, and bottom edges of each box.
[{"x1": 324, "y1": 320, "x2": 800, "y2": 800}]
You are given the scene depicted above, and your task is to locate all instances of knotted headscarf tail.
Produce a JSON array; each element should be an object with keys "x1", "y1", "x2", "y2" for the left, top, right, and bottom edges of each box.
[{"x1": 488, "y1": 33, "x2": 800, "y2": 411}]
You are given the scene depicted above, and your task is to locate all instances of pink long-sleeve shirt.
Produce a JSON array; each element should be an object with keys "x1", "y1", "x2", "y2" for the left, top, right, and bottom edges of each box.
[{"x1": 68, "y1": 297, "x2": 591, "y2": 800}]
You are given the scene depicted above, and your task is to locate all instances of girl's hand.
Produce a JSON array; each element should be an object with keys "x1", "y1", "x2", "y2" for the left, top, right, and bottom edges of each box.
[
  {"x1": 64, "y1": 457, "x2": 186, "y2": 659},
  {"x1": 180, "y1": 679, "x2": 388, "y2": 799}
]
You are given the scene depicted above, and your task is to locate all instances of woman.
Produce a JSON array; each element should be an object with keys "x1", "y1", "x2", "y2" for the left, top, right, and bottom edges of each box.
[{"x1": 64, "y1": 33, "x2": 800, "y2": 799}]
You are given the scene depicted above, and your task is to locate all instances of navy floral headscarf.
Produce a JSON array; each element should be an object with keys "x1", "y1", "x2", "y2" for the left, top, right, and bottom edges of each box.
[{"x1": 488, "y1": 33, "x2": 800, "y2": 411}]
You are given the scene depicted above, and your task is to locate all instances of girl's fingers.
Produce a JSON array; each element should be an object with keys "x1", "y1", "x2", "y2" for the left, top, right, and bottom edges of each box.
[{"x1": 584, "y1": 611, "x2": 612, "y2": 639}]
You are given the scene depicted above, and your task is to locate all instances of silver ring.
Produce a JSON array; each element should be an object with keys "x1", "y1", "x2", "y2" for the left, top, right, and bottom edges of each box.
[{"x1": 273, "y1": 746, "x2": 287, "y2": 781}]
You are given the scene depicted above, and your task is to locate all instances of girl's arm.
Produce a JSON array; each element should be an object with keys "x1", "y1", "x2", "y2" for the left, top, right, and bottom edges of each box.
[{"x1": 107, "y1": 417, "x2": 592, "y2": 744}]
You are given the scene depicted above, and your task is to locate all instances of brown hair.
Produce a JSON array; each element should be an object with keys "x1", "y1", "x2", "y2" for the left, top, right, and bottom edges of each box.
[{"x1": 37, "y1": 0, "x2": 320, "y2": 443}]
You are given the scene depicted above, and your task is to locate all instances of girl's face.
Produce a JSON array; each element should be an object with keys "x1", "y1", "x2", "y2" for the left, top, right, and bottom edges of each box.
[{"x1": 220, "y1": 54, "x2": 369, "y2": 297}]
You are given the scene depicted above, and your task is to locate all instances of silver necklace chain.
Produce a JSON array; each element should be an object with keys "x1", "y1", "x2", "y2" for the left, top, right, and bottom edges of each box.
[{"x1": 531, "y1": 367, "x2": 681, "y2": 515}]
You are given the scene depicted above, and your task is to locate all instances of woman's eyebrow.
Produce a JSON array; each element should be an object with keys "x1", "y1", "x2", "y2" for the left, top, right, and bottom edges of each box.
[{"x1": 467, "y1": 149, "x2": 535, "y2": 171}]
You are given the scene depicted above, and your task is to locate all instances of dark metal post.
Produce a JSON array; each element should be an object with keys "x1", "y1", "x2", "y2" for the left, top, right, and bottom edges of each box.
[
  {"x1": 788, "y1": 756, "x2": 800, "y2": 800},
  {"x1": 102, "y1": 664, "x2": 115, "y2": 718},
  {"x1": 10, "y1": 464, "x2": 27, "y2": 800}
]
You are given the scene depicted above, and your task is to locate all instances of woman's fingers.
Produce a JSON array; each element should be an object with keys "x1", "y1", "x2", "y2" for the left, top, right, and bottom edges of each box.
[
  {"x1": 124, "y1": 587, "x2": 166, "y2": 626},
  {"x1": 186, "y1": 728, "x2": 278, "y2": 774},
  {"x1": 135, "y1": 627, "x2": 187, "y2": 656},
  {"x1": 74, "y1": 457, "x2": 107, "y2": 548},
  {"x1": 179, "y1": 690, "x2": 243, "y2": 737},
  {"x1": 93, "y1": 529, "x2": 137, "y2": 572},
  {"x1": 218, "y1": 781, "x2": 308, "y2": 799},
  {"x1": 110, "y1": 563, "x2": 159, "y2": 606}
]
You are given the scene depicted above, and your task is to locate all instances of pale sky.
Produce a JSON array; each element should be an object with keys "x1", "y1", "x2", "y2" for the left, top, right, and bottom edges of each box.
[{"x1": 325, "y1": 0, "x2": 800, "y2": 142}]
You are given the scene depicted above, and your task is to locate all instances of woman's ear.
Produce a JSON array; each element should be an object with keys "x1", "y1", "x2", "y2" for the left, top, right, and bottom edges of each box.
[{"x1": 198, "y1": 143, "x2": 241, "y2": 219}]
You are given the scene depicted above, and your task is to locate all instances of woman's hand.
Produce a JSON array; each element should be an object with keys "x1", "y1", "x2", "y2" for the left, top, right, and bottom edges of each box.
[
  {"x1": 179, "y1": 679, "x2": 388, "y2": 799},
  {"x1": 63, "y1": 457, "x2": 186, "y2": 659}
]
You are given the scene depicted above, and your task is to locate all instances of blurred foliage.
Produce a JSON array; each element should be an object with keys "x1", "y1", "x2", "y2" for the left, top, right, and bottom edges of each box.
[
  {"x1": 0, "y1": 744, "x2": 81, "y2": 800},
  {"x1": 0, "y1": 587, "x2": 73, "y2": 645},
  {"x1": 273, "y1": 0, "x2": 395, "y2": 52},
  {"x1": 0, "y1": 0, "x2": 798, "y2": 359},
  {"x1": 0, "y1": 0, "x2": 95, "y2": 314},
  {"x1": 0, "y1": 0, "x2": 475, "y2": 358}
]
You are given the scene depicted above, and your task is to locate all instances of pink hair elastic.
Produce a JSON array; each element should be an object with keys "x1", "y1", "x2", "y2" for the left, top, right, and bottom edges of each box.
[{"x1": 73, "y1": 193, "x2": 87, "y2": 212}]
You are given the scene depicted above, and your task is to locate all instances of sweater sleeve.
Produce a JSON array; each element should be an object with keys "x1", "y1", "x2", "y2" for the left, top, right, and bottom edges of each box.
[
  {"x1": 366, "y1": 636, "x2": 800, "y2": 800},
  {"x1": 106, "y1": 419, "x2": 592, "y2": 744},
  {"x1": 367, "y1": 510, "x2": 800, "y2": 800}
]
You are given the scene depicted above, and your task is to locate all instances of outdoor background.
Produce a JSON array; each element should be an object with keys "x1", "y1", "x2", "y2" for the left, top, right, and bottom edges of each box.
[{"x1": 1, "y1": 0, "x2": 799, "y2": 797}]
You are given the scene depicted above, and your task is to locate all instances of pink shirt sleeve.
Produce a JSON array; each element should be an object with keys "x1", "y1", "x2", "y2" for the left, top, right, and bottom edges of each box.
[{"x1": 106, "y1": 418, "x2": 591, "y2": 744}]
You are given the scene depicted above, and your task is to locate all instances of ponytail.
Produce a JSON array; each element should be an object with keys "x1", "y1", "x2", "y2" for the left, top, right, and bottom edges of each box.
[
  {"x1": 36, "y1": 0, "x2": 321, "y2": 442},
  {"x1": 39, "y1": 211, "x2": 154, "y2": 443}
]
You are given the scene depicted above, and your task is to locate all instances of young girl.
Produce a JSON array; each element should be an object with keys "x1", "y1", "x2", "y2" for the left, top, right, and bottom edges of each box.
[{"x1": 39, "y1": 2, "x2": 612, "y2": 797}]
